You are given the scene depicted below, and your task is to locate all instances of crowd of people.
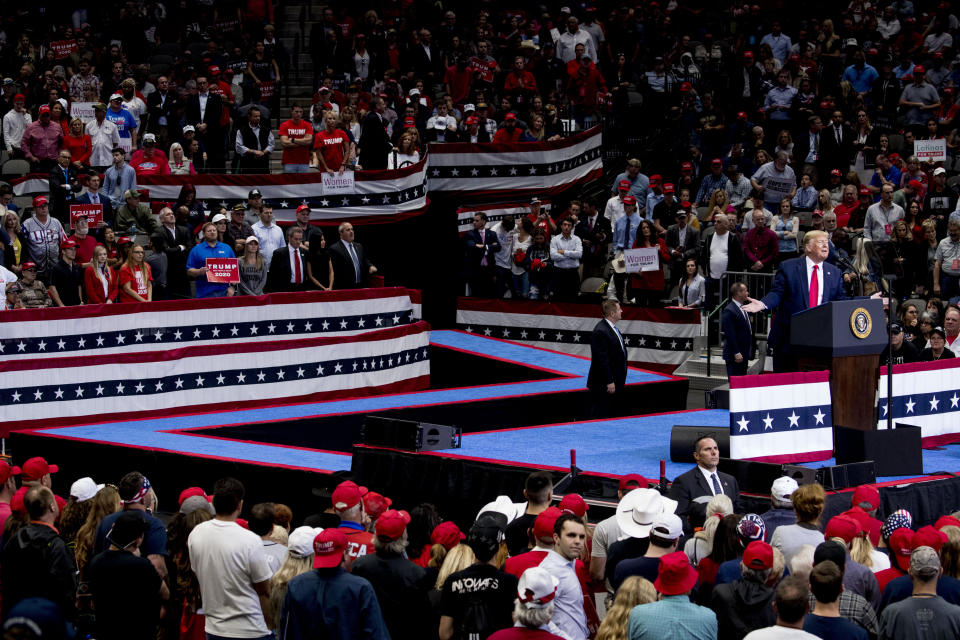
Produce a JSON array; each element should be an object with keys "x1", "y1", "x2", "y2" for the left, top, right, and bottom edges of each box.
[{"x1": 3, "y1": 444, "x2": 960, "y2": 640}]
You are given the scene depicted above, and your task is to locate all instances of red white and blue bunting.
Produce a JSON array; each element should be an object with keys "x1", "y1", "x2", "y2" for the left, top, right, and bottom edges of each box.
[{"x1": 877, "y1": 359, "x2": 960, "y2": 446}]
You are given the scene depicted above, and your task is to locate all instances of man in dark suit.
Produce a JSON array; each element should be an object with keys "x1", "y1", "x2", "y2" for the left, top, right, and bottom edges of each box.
[
  {"x1": 587, "y1": 299, "x2": 628, "y2": 419},
  {"x1": 743, "y1": 230, "x2": 848, "y2": 371},
  {"x1": 665, "y1": 208, "x2": 700, "y2": 282},
  {"x1": 329, "y1": 221, "x2": 377, "y2": 289},
  {"x1": 155, "y1": 207, "x2": 194, "y2": 299},
  {"x1": 462, "y1": 212, "x2": 501, "y2": 297},
  {"x1": 721, "y1": 281, "x2": 754, "y2": 378},
  {"x1": 74, "y1": 174, "x2": 114, "y2": 229},
  {"x1": 145, "y1": 75, "x2": 181, "y2": 148},
  {"x1": 185, "y1": 76, "x2": 224, "y2": 171},
  {"x1": 455, "y1": 115, "x2": 491, "y2": 143},
  {"x1": 668, "y1": 436, "x2": 741, "y2": 533},
  {"x1": 819, "y1": 110, "x2": 854, "y2": 177},
  {"x1": 790, "y1": 115, "x2": 823, "y2": 185},
  {"x1": 358, "y1": 97, "x2": 392, "y2": 170},
  {"x1": 48, "y1": 149, "x2": 82, "y2": 225},
  {"x1": 267, "y1": 227, "x2": 310, "y2": 293},
  {"x1": 574, "y1": 197, "x2": 612, "y2": 278}
]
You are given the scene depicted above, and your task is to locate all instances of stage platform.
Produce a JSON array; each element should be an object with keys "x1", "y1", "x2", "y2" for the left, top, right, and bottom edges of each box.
[{"x1": 12, "y1": 330, "x2": 960, "y2": 527}]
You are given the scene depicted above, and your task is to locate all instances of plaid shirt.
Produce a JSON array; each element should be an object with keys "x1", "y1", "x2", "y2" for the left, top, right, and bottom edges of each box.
[
  {"x1": 629, "y1": 595, "x2": 717, "y2": 639},
  {"x1": 696, "y1": 173, "x2": 729, "y2": 205},
  {"x1": 809, "y1": 591, "x2": 879, "y2": 637}
]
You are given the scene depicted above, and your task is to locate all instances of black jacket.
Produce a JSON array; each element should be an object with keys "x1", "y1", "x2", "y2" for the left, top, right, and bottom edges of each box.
[
  {"x1": 185, "y1": 92, "x2": 223, "y2": 134},
  {"x1": 329, "y1": 240, "x2": 372, "y2": 289},
  {"x1": 359, "y1": 111, "x2": 392, "y2": 170},
  {"x1": 48, "y1": 164, "x2": 82, "y2": 222},
  {"x1": 699, "y1": 229, "x2": 745, "y2": 276},
  {"x1": 351, "y1": 550, "x2": 432, "y2": 640},
  {"x1": 721, "y1": 301, "x2": 755, "y2": 363},
  {"x1": 1, "y1": 522, "x2": 78, "y2": 619},
  {"x1": 145, "y1": 90, "x2": 183, "y2": 134},
  {"x1": 668, "y1": 466, "x2": 741, "y2": 530},
  {"x1": 711, "y1": 579, "x2": 776, "y2": 640},
  {"x1": 587, "y1": 319, "x2": 627, "y2": 393},
  {"x1": 266, "y1": 245, "x2": 309, "y2": 292}
]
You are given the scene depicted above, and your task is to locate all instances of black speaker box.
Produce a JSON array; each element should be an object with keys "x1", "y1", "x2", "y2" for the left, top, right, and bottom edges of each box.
[
  {"x1": 361, "y1": 415, "x2": 462, "y2": 452},
  {"x1": 782, "y1": 464, "x2": 819, "y2": 486},
  {"x1": 670, "y1": 425, "x2": 730, "y2": 462},
  {"x1": 834, "y1": 423, "x2": 923, "y2": 477},
  {"x1": 705, "y1": 384, "x2": 730, "y2": 409},
  {"x1": 718, "y1": 458, "x2": 786, "y2": 495},
  {"x1": 816, "y1": 461, "x2": 877, "y2": 491}
]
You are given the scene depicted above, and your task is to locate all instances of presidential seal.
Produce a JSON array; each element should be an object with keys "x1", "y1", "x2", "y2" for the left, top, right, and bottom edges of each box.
[{"x1": 850, "y1": 307, "x2": 872, "y2": 339}]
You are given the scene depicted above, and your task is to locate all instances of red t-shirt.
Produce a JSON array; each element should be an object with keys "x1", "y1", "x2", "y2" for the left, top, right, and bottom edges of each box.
[
  {"x1": 493, "y1": 127, "x2": 524, "y2": 144},
  {"x1": 279, "y1": 119, "x2": 314, "y2": 165},
  {"x1": 71, "y1": 233, "x2": 99, "y2": 266},
  {"x1": 130, "y1": 149, "x2": 170, "y2": 176},
  {"x1": 313, "y1": 128, "x2": 349, "y2": 170},
  {"x1": 337, "y1": 525, "x2": 374, "y2": 571},
  {"x1": 117, "y1": 263, "x2": 152, "y2": 302},
  {"x1": 833, "y1": 202, "x2": 858, "y2": 228}
]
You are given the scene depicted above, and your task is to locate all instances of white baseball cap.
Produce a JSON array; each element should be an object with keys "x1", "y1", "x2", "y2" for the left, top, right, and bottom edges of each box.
[
  {"x1": 288, "y1": 526, "x2": 322, "y2": 557},
  {"x1": 518, "y1": 567, "x2": 559, "y2": 609},
  {"x1": 70, "y1": 477, "x2": 104, "y2": 502}
]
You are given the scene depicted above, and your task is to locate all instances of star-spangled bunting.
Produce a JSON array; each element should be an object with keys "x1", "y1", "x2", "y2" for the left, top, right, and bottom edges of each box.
[
  {"x1": 876, "y1": 391, "x2": 960, "y2": 420},
  {"x1": 429, "y1": 147, "x2": 601, "y2": 180},
  {"x1": 4, "y1": 347, "x2": 430, "y2": 404},
  {"x1": 733, "y1": 406, "x2": 832, "y2": 434},
  {"x1": 2, "y1": 310, "x2": 416, "y2": 354},
  {"x1": 458, "y1": 323, "x2": 693, "y2": 351}
]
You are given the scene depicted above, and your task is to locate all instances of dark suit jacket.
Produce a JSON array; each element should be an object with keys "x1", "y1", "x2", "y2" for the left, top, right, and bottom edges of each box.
[
  {"x1": 359, "y1": 111, "x2": 391, "y2": 170},
  {"x1": 699, "y1": 229, "x2": 745, "y2": 276},
  {"x1": 665, "y1": 224, "x2": 700, "y2": 260},
  {"x1": 74, "y1": 192, "x2": 114, "y2": 228},
  {"x1": 575, "y1": 214, "x2": 612, "y2": 261},
  {"x1": 760, "y1": 256, "x2": 847, "y2": 354},
  {"x1": 463, "y1": 229, "x2": 501, "y2": 276},
  {"x1": 586, "y1": 319, "x2": 627, "y2": 393},
  {"x1": 668, "y1": 466, "x2": 741, "y2": 526},
  {"x1": 145, "y1": 90, "x2": 182, "y2": 134},
  {"x1": 185, "y1": 92, "x2": 224, "y2": 135},
  {"x1": 48, "y1": 165, "x2": 82, "y2": 221},
  {"x1": 819, "y1": 124, "x2": 855, "y2": 172},
  {"x1": 455, "y1": 127, "x2": 491, "y2": 143},
  {"x1": 721, "y1": 301, "x2": 754, "y2": 363},
  {"x1": 329, "y1": 240, "x2": 371, "y2": 289},
  {"x1": 791, "y1": 129, "x2": 822, "y2": 169},
  {"x1": 266, "y1": 245, "x2": 309, "y2": 292}
]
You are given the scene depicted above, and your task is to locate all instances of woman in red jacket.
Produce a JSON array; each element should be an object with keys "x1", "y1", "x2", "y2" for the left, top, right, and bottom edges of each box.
[
  {"x1": 63, "y1": 118, "x2": 93, "y2": 173},
  {"x1": 630, "y1": 219, "x2": 670, "y2": 307},
  {"x1": 83, "y1": 244, "x2": 118, "y2": 304}
]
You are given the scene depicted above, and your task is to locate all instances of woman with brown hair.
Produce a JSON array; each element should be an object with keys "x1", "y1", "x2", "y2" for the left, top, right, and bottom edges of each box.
[{"x1": 770, "y1": 483, "x2": 826, "y2": 566}]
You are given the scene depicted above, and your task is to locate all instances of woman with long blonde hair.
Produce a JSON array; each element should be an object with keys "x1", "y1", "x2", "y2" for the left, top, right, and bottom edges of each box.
[
  {"x1": 684, "y1": 494, "x2": 734, "y2": 566},
  {"x1": 117, "y1": 243, "x2": 153, "y2": 302},
  {"x1": 75, "y1": 485, "x2": 122, "y2": 574},
  {"x1": 268, "y1": 526, "x2": 317, "y2": 631},
  {"x1": 595, "y1": 576, "x2": 657, "y2": 640}
]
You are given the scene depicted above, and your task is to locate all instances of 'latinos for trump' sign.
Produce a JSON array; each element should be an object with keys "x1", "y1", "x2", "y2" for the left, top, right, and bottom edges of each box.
[
  {"x1": 206, "y1": 258, "x2": 240, "y2": 283},
  {"x1": 914, "y1": 139, "x2": 947, "y2": 163},
  {"x1": 624, "y1": 247, "x2": 660, "y2": 273}
]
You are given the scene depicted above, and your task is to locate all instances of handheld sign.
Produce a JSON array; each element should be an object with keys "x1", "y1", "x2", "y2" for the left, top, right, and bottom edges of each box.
[
  {"x1": 624, "y1": 247, "x2": 660, "y2": 273},
  {"x1": 69, "y1": 204, "x2": 103, "y2": 229},
  {"x1": 205, "y1": 258, "x2": 240, "y2": 283}
]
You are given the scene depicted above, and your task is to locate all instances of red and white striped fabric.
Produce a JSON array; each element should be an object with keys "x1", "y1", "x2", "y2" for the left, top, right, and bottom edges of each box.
[
  {"x1": 877, "y1": 359, "x2": 960, "y2": 446},
  {"x1": 455, "y1": 297, "x2": 699, "y2": 371},
  {"x1": 427, "y1": 126, "x2": 603, "y2": 200},
  {"x1": 729, "y1": 371, "x2": 834, "y2": 463},
  {"x1": 456, "y1": 201, "x2": 552, "y2": 234}
]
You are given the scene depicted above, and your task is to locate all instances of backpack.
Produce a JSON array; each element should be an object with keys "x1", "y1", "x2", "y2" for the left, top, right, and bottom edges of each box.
[{"x1": 457, "y1": 591, "x2": 496, "y2": 640}]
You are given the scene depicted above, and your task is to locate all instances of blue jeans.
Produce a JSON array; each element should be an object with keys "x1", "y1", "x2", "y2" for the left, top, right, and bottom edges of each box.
[
  {"x1": 283, "y1": 164, "x2": 311, "y2": 173},
  {"x1": 512, "y1": 271, "x2": 530, "y2": 298}
]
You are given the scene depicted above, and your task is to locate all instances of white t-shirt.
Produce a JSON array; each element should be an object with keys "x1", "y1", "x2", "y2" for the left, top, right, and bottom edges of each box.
[
  {"x1": 188, "y1": 519, "x2": 273, "y2": 638},
  {"x1": 0, "y1": 265, "x2": 17, "y2": 303},
  {"x1": 744, "y1": 626, "x2": 821, "y2": 639},
  {"x1": 709, "y1": 231, "x2": 730, "y2": 279},
  {"x1": 261, "y1": 539, "x2": 289, "y2": 575}
]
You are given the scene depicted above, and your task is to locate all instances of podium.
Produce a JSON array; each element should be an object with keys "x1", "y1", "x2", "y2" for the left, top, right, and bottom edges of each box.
[{"x1": 790, "y1": 299, "x2": 886, "y2": 431}]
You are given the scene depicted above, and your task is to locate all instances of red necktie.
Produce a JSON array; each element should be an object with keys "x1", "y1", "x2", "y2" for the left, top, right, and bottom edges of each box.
[
  {"x1": 294, "y1": 251, "x2": 301, "y2": 284},
  {"x1": 809, "y1": 265, "x2": 819, "y2": 308}
]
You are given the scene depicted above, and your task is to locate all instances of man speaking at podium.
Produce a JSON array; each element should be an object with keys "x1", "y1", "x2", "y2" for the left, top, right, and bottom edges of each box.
[{"x1": 742, "y1": 231, "x2": 847, "y2": 372}]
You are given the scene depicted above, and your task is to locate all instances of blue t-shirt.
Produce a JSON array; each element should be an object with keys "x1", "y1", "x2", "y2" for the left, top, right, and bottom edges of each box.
[
  {"x1": 106, "y1": 107, "x2": 137, "y2": 139},
  {"x1": 93, "y1": 509, "x2": 167, "y2": 557},
  {"x1": 869, "y1": 166, "x2": 903, "y2": 201},
  {"x1": 186, "y1": 241, "x2": 235, "y2": 298},
  {"x1": 803, "y1": 613, "x2": 868, "y2": 640}
]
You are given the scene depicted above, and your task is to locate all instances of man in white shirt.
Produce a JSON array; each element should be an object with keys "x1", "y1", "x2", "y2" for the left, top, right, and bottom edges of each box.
[
  {"x1": 550, "y1": 218, "x2": 583, "y2": 301},
  {"x1": 556, "y1": 16, "x2": 597, "y2": 64},
  {"x1": 252, "y1": 204, "x2": 285, "y2": 269},
  {"x1": 2, "y1": 93, "x2": 31, "y2": 156},
  {"x1": 604, "y1": 180, "x2": 632, "y2": 227},
  {"x1": 188, "y1": 477, "x2": 273, "y2": 638},
  {"x1": 864, "y1": 183, "x2": 904, "y2": 242},
  {"x1": 743, "y1": 576, "x2": 820, "y2": 640},
  {"x1": 539, "y1": 513, "x2": 589, "y2": 640}
]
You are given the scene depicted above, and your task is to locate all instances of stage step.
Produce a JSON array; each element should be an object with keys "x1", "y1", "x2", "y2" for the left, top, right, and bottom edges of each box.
[{"x1": 672, "y1": 339, "x2": 766, "y2": 391}]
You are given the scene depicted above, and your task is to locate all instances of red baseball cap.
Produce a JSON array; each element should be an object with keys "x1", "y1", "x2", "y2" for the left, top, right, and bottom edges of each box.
[
  {"x1": 558, "y1": 494, "x2": 589, "y2": 518},
  {"x1": 889, "y1": 527, "x2": 914, "y2": 571},
  {"x1": 743, "y1": 51, "x2": 754, "y2": 60},
  {"x1": 935, "y1": 515, "x2": 960, "y2": 530},
  {"x1": 0, "y1": 461, "x2": 21, "y2": 485},
  {"x1": 504, "y1": 112, "x2": 517, "y2": 121},
  {"x1": 852, "y1": 485, "x2": 880, "y2": 510},
  {"x1": 711, "y1": 158, "x2": 723, "y2": 166},
  {"x1": 60, "y1": 239, "x2": 77, "y2": 250},
  {"x1": 680, "y1": 200, "x2": 692, "y2": 209},
  {"x1": 431, "y1": 521, "x2": 466, "y2": 550},
  {"x1": 622, "y1": 195, "x2": 637, "y2": 206},
  {"x1": 33, "y1": 195, "x2": 48, "y2": 207},
  {"x1": 913, "y1": 65, "x2": 926, "y2": 74},
  {"x1": 831, "y1": 168, "x2": 842, "y2": 177},
  {"x1": 178, "y1": 487, "x2": 209, "y2": 505},
  {"x1": 533, "y1": 506, "x2": 564, "y2": 540},
  {"x1": 649, "y1": 174, "x2": 662, "y2": 184},
  {"x1": 680, "y1": 82, "x2": 692, "y2": 92},
  {"x1": 859, "y1": 185, "x2": 872, "y2": 196},
  {"x1": 296, "y1": 204, "x2": 311, "y2": 214},
  {"x1": 331, "y1": 480, "x2": 364, "y2": 511},
  {"x1": 21, "y1": 457, "x2": 58, "y2": 481},
  {"x1": 375, "y1": 509, "x2": 411, "y2": 542},
  {"x1": 618, "y1": 179, "x2": 631, "y2": 190},
  {"x1": 619, "y1": 474, "x2": 646, "y2": 490},
  {"x1": 908, "y1": 179, "x2": 923, "y2": 190},
  {"x1": 313, "y1": 528, "x2": 348, "y2": 568},
  {"x1": 914, "y1": 525, "x2": 949, "y2": 553},
  {"x1": 21, "y1": 261, "x2": 36, "y2": 270},
  {"x1": 208, "y1": 65, "x2": 221, "y2": 75},
  {"x1": 737, "y1": 111, "x2": 748, "y2": 119},
  {"x1": 38, "y1": 105, "x2": 50, "y2": 114},
  {"x1": 681, "y1": 161, "x2": 693, "y2": 173},
  {"x1": 743, "y1": 541, "x2": 774, "y2": 570},
  {"x1": 465, "y1": 115, "x2": 479, "y2": 125},
  {"x1": 403, "y1": 116, "x2": 416, "y2": 127},
  {"x1": 825, "y1": 515, "x2": 859, "y2": 544},
  {"x1": 362, "y1": 491, "x2": 392, "y2": 520},
  {"x1": 10, "y1": 486, "x2": 27, "y2": 514},
  {"x1": 662, "y1": 183, "x2": 675, "y2": 194}
]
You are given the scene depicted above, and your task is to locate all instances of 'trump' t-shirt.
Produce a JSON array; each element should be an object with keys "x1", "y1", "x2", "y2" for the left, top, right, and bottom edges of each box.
[{"x1": 279, "y1": 119, "x2": 314, "y2": 165}]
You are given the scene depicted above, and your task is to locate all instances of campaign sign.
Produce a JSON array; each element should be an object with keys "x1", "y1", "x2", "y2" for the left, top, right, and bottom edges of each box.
[
  {"x1": 914, "y1": 139, "x2": 947, "y2": 163},
  {"x1": 51, "y1": 40, "x2": 78, "y2": 59},
  {"x1": 205, "y1": 258, "x2": 240, "y2": 283},
  {"x1": 69, "y1": 204, "x2": 103, "y2": 229},
  {"x1": 70, "y1": 102, "x2": 96, "y2": 122},
  {"x1": 624, "y1": 247, "x2": 660, "y2": 273},
  {"x1": 322, "y1": 170, "x2": 355, "y2": 195},
  {"x1": 468, "y1": 57, "x2": 496, "y2": 83},
  {"x1": 259, "y1": 80, "x2": 276, "y2": 99}
]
